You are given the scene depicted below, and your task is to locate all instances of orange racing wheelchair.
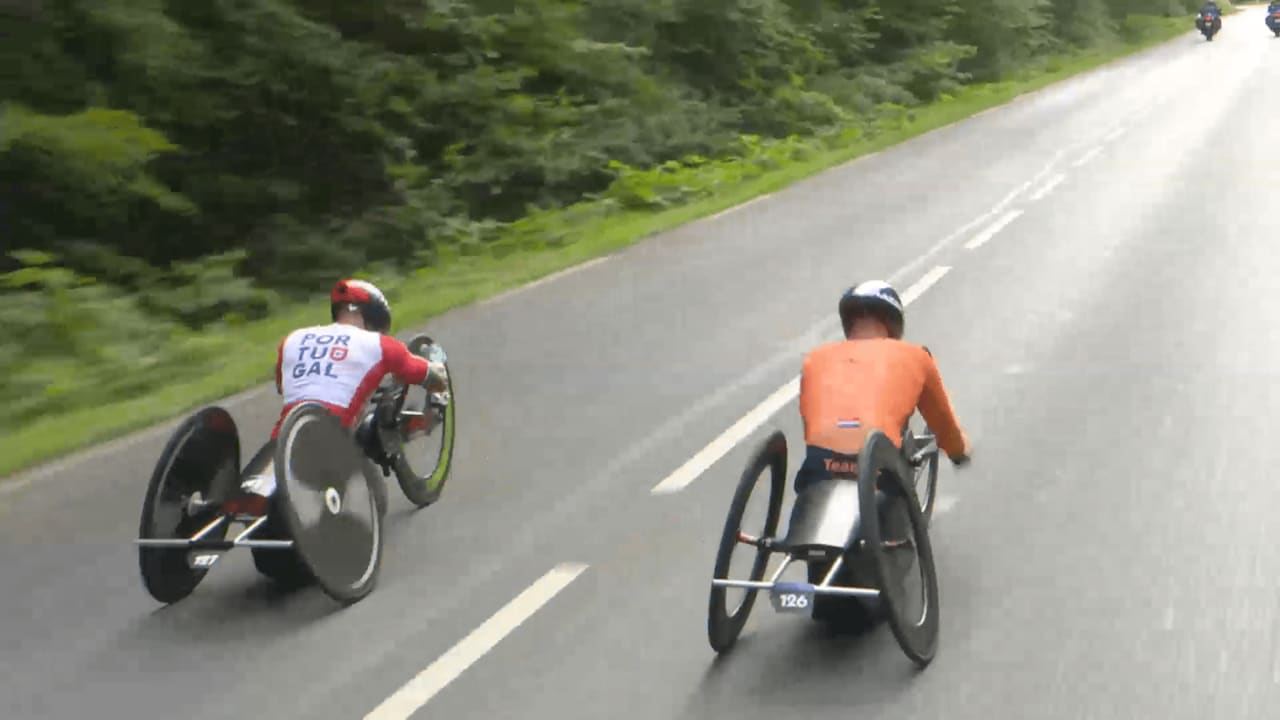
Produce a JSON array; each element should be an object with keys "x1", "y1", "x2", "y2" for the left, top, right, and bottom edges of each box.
[{"x1": 706, "y1": 415, "x2": 957, "y2": 667}]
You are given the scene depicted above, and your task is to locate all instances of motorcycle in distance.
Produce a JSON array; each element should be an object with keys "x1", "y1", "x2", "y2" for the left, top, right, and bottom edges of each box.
[
  {"x1": 1267, "y1": 5, "x2": 1280, "y2": 37},
  {"x1": 1197, "y1": 11, "x2": 1221, "y2": 41}
]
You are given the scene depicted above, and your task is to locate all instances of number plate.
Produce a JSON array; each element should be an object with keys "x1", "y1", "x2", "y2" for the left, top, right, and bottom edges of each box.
[{"x1": 769, "y1": 582, "x2": 816, "y2": 613}]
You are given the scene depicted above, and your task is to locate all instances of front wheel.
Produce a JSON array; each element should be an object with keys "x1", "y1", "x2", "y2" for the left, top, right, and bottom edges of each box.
[
  {"x1": 392, "y1": 336, "x2": 457, "y2": 508},
  {"x1": 903, "y1": 420, "x2": 940, "y2": 525}
]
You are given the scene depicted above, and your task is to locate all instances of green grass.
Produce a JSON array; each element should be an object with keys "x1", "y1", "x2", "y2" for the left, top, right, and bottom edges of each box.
[{"x1": 0, "y1": 16, "x2": 1196, "y2": 479}]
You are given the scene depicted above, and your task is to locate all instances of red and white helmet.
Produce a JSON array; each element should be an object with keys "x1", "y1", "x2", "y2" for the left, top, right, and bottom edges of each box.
[{"x1": 330, "y1": 278, "x2": 392, "y2": 334}]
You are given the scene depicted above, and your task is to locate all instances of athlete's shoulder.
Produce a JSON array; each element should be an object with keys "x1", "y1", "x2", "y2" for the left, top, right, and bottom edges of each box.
[
  {"x1": 378, "y1": 331, "x2": 411, "y2": 352},
  {"x1": 871, "y1": 336, "x2": 927, "y2": 354},
  {"x1": 802, "y1": 340, "x2": 847, "y2": 365},
  {"x1": 889, "y1": 339, "x2": 937, "y2": 367}
]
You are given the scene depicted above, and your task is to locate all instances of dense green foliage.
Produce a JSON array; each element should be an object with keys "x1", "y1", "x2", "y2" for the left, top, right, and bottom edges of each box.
[{"x1": 1, "y1": 0, "x2": 1206, "y2": 433}]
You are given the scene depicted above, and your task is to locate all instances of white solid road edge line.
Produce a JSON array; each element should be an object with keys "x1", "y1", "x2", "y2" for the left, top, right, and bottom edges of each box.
[
  {"x1": 707, "y1": 193, "x2": 773, "y2": 222},
  {"x1": 650, "y1": 265, "x2": 951, "y2": 495},
  {"x1": 963, "y1": 210, "x2": 1023, "y2": 250},
  {"x1": 477, "y1": 256, "x2": 612, "y2": 307},
  {"x1": 364, "y1": 562, "x2": 590, "y2": 720}
]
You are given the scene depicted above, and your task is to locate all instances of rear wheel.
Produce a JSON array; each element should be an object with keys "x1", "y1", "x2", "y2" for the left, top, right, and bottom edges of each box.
[
  {"x1": 138, "y1": 407, "x2": 239, "y2": 604},
  {"x1": 274, "y1": 404, "x2": 384, "y2": 605},
  {"x1": 859, "y1": 430, "x2": 940, "y2": 668},
  {"x1": 708, "y1": 430, "x2": 786, "y2": 653}
]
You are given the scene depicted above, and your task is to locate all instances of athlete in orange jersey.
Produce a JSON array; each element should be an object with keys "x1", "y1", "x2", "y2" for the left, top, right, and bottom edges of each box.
[{"x1": 795, "y1": 280, "x2": 972, "y2": 490}]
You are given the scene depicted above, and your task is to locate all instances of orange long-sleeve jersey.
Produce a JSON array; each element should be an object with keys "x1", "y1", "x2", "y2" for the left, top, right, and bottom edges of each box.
[{"x1": 799, "y1": 338, "x2": 966, "y2": 458}]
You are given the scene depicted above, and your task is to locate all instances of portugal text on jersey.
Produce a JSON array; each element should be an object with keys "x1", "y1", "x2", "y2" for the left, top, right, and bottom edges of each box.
[{"x1": 272, "y1": 321, "x2": 429, "y2": 436}]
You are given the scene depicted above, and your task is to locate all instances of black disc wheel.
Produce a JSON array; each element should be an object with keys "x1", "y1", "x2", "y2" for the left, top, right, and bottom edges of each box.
[{"x1": 138, "y1": 407, "x2": 240, "y2": 604}]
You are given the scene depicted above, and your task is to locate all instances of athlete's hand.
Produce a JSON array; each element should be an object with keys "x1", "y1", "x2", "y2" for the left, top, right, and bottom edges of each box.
[
  {"x1": 421, "y1": 342, "x2": 449, "y2": 392},
  {"x1": 950, "y1": 430, "x2": 973, "y2": 467}
]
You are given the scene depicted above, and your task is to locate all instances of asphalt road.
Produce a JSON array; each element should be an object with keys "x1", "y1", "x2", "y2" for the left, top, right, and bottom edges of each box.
[{"x1": 5, "y1": 8, "x2": 1280, "y2": 719}]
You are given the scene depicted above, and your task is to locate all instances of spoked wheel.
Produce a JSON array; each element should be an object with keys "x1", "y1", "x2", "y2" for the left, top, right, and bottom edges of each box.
[
  {"x1": 707, "y1": 430, "x2": 787, "y2": 654},
  {"x1": 388, "y1": 335, "x2": 456, "y2": 508},
  {"x1": 274, "y1": 403, "x2": 384, "y2": 605},
  {"x1": 138, "y1": 407, "x2": 240, "y2": 604},
  {"x1": 858, "y1": 430, "x2": 940, "y2": 668},
  {"x1": 902, "y1": 417, "x2": 940, "y2": 525}
]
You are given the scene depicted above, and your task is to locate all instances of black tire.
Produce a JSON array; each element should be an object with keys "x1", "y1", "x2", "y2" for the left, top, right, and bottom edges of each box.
[
  {"x1": 274, "y1": 403, "x2": 384, "y2": 605},
  {"x1": 903, "y1": 419, "x2": 940, "y2": 525},
  {"x1": 807, "y1": 557, "x2": 879, "y2": 634},
  {"x1": 138, "y1": 407, "x2": 239, "y2": 604},
  {"x1": 858, "y1": 430, "x2": 940, "y2": 668},
  {"x1": 391, "y1": 335, "x2": 456, "y2": 508},
  {"x1": 707, "y1": 430, "x2": 787, "y2": 654},
  {"x1": 368, "y1": 458, "x2": 390, "y2": 519},
  {"x1": 250, "y1": 508, "x2": 314, "y2": 589}
]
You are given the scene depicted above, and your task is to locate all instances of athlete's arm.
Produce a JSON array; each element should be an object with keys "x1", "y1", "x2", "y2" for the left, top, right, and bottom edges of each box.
[
  {"x1": 798, "y1": 353, "x2": 816, "y2": 438},
  {"x1": 916, "y1": 350, "x2": 969, "y2": 460},
  {"x1": 378, "y1": 336, "x2": 431, "y2": 385},
  {"x1": 274, "y1": 337, "x2": 286, "y2": 395}
]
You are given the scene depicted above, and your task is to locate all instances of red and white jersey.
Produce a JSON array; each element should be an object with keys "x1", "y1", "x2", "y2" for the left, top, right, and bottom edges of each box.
[{"x1": 272, "y1": 322, "x2": 430, "y2": 435}]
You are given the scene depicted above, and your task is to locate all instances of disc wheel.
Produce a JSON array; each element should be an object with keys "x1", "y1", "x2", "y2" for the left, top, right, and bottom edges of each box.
[
  {"x1": 707, "y1": 430, "x2": 787, "y2": 654},
  {"x1": 858, "y1": 430, "x2": 940, "y2": 668},
  {"x1": 390, "y1": 335, "x2": 456, "y2": 508},
  {"x1": 274, "y1": 404, "x2": 384, "y2": 605},
  {"x1": 138, "y1": 407, "x2": 239, "y2": 604}
]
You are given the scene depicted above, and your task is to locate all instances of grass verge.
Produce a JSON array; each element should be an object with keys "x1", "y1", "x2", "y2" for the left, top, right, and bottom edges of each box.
[{"x1": 0, "y1": 16, "x2": 1198, "y2": 479}]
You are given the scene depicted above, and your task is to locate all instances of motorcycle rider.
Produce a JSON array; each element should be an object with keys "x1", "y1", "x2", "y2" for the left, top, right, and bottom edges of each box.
[
  {"x1": 1199, "y1": 0, "x2": 1222, "y2": 25},
  {"x1": 230, "y1": 278, "x2": 449, "y2": 512},
  {"x1": 795, "y1": 280, "x2": 972, "y2": 494}
]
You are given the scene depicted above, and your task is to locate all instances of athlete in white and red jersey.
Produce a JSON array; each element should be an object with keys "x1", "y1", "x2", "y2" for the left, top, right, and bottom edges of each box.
[
  {"x1": 231, "y1": 278, "x2": 448, "y2": 513},
  {"x1": 271, "y1": 278, "x2": 448, "y2": 435},
  {"x1": 272, "y1": 323, "x2": 425, "y2": 435}
]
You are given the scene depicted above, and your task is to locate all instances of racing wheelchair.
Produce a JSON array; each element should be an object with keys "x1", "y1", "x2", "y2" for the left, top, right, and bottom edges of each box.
[
  {"x1": 134, "y1": 335, "x2": 456, "y2": 606},
  {"x1": 706, "y1": 416, "x2": 952, "y2": 667}
]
